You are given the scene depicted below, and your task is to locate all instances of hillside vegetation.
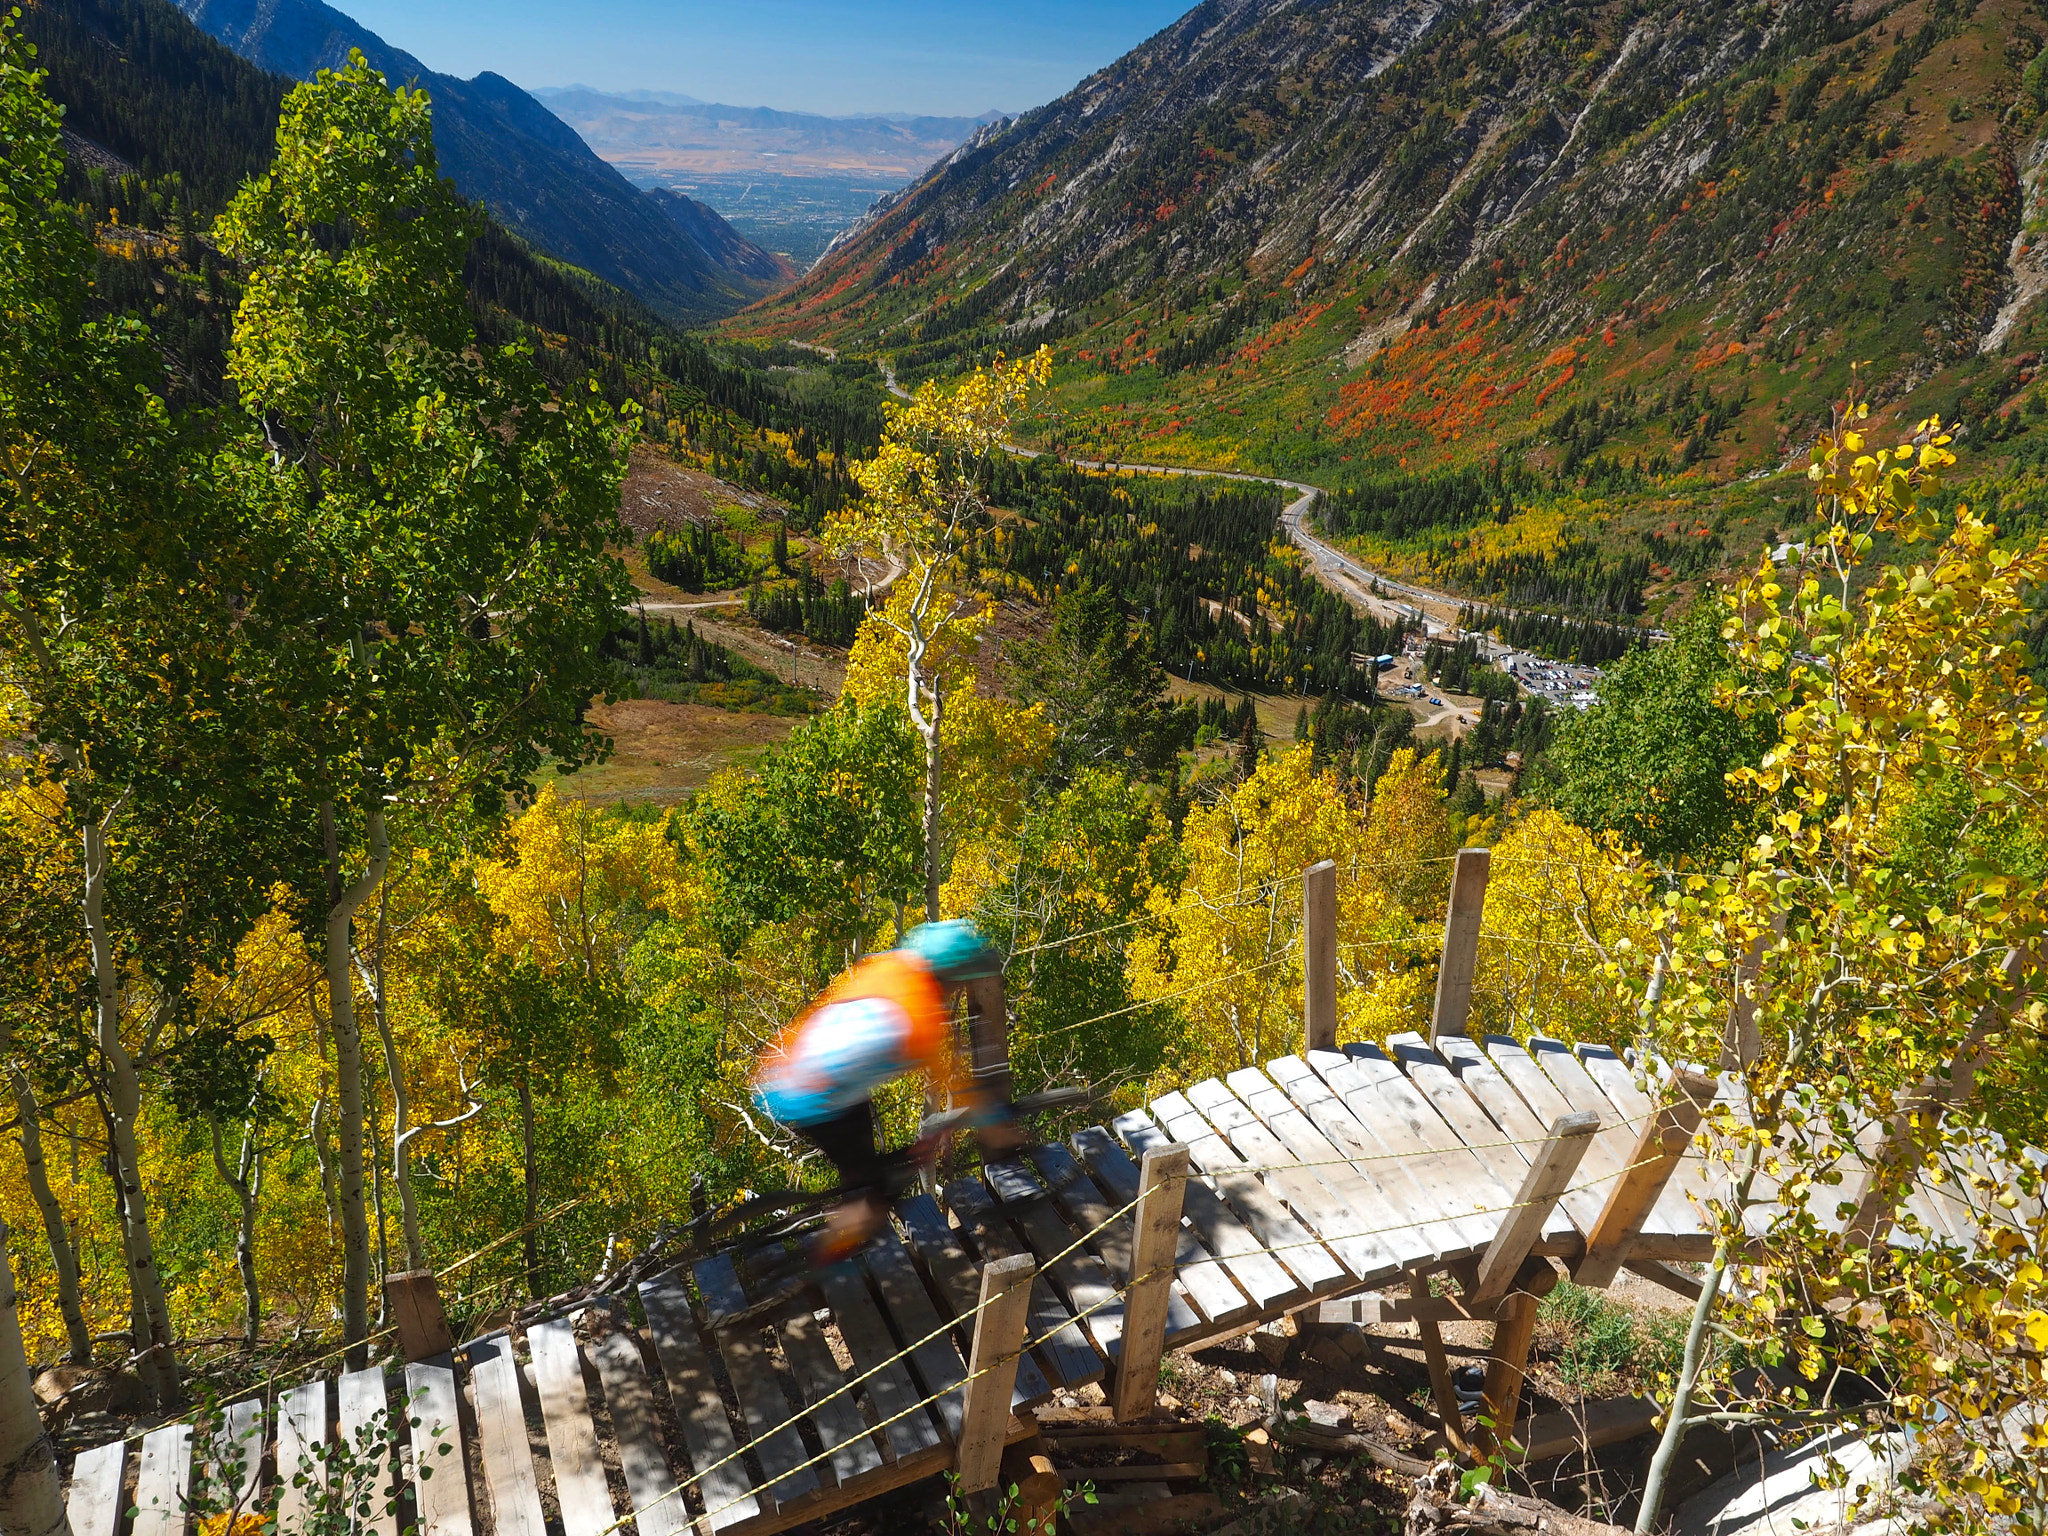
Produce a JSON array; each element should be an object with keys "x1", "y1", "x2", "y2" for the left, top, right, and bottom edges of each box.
[{"x1": 738, "y1": 0, "x2": 2048, "y2": 618}]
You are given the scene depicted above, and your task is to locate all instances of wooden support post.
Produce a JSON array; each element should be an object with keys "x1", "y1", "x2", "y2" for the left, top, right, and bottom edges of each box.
[
  {"x1": 384, "y1": 1270, "x2": 453, "y2": 1363},
  {"x1": 1303, "y1": 860, "x2": 1338, "y2": 1055},
  {"x1": 1430, "y1": 848, "x2": 1490, "y2": 1045},
  {"x1": 1575, "y1": 1071, "x2": 1716, "y2": 1288},
  {"x1": 1470, "y1": 1111, "x2": 1600, "y2": 1307},
  {"x1": 1409, "y1": 1270, "x2": 1471, "y2": 1458},
  {"x1": 1476, "y1": 1292, "x2": 1541, "y2": 1460},
  {"x1": 1114, "y1": 1146, "x2": 1190, "y2": 1422},
  {"x1": 957, "y1": 1254, "x2": 1035, "y2": 1493},
  {"x1": 1000, "y1": 1438, "x2": 1061, "y2": 1536}
]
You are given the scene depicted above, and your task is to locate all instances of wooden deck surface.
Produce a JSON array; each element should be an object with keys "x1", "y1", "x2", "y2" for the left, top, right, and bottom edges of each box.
[{"x1": 59, "y1": 1029, "x2": 2023, "y2": 1536}]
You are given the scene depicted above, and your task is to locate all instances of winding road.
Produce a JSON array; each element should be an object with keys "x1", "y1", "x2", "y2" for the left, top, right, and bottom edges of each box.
[{"x1": 872, "y1": 360, "x2": 1474, "y2": 631}]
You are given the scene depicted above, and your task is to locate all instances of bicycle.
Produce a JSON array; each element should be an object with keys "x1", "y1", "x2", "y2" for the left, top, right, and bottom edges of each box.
[{"x1": 698, "y1": 1086, "x2": 1094, "y2": 1327}]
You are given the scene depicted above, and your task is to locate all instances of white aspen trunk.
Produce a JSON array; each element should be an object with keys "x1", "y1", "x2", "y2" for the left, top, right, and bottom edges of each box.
[
  {"x1": 0, "y1": 1219, "x2": 71, "y2": 1536},
  {"x1": 322, "y1": 804, "x2": 389, "y2": 1367},
  {"x1": 6, "y1": 1063, "x2": 92, "y2": 1366},
  {"x1": 372, "y1": 999, "x2": 427, "y2": 1272},
  {"x1": 920, "y1": 683, "x2": 943, "y2": 923},
  {"x1": 207, "y1": 1116, "x2": 262, "y2": 1349},
  {"x1": 82, "y1": 823, "x2": 177, "y2": 1403},
  {"x1": 309, "y1": 1098, "x2": 339, "y2": 1238}
]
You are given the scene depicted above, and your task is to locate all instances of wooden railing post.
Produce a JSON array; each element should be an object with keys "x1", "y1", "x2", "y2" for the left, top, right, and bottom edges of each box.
[
  {"x1": 1471, "y1": 1111, "x2": 1600, "y2": 1307},
  {"x1": 956, "y1": 1254, "x2": 1035, "y2": 1493},
  {"x1": 1575, "y1": 1071, "x2": 1716, "y2": 1288},
  {"x1": 1430, "y1": 848, "x2": 1490, "y2": 1045},
  {"x1": 384, "y1": 1269, "x2": 453, "y2": 1363},
  {"x1": 1113, "y1": 1146, "x2": 1190, "y2": 1421},
  {"x1": 1303, "y1": 860, "x2": 1338, "y2": 1055}
]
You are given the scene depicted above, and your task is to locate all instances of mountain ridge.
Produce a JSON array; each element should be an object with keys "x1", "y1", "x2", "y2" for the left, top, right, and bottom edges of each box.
[{"x1": 172, "y1": 0, "x2": 788, "y2": 323}]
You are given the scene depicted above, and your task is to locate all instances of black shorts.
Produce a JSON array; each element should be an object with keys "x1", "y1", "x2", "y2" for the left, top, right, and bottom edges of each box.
[{"x1": 796, "y1": 1100, "x2": 888, "y2": 1196}]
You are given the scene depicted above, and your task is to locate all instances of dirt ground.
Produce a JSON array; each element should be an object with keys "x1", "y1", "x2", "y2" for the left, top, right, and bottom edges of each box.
[
  {"x1": 618, "y1": 445, "x2": 795, "y2": 540},
  {"x1": 542, "y1": 698, "x2": 802, "y2": 805}
]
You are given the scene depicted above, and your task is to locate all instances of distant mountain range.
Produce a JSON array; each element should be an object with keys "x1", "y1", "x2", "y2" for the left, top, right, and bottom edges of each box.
[
  {"x1": 170, "y1": 0, "x2": 792, "y2": 321},
  {"x1": 530, "y1": 86, "x2": 998, "y2": 183}
]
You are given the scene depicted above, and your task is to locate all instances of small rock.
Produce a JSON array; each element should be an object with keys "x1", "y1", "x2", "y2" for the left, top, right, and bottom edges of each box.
[
  {"x1": 1251, "y1": 1330, "x2": 1290, "y2": 1366},
  {"x1": 1304, "y1": 1399, "x2": 1351, "y2": 1431},
  {"x1": 1217, "y1": 1369, "x2": 1238, "y2": 1389},
  {"x1": 1156, "y1": 1393, "x2": 1180, "y2": 1412},
  {"x1": 1243, "y1": 1425, "x2": 1277, "y2": 1475}
]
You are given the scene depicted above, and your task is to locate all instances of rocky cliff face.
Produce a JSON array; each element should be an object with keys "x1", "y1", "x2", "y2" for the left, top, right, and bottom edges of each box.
[
  {"x1": 742, "y1": 0, "x2": 2047, "y2": 495},
  {"x1": 175, "y1": 0, "x2": 790, "y2": 323}
]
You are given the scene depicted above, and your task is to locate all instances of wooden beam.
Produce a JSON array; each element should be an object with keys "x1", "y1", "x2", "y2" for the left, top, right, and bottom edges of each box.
[
  {"x1": 1409, "y1": 1271, "x2": 1472, "y2": 1458},
  {"x1": 1575, "y1": 1071, "x2": 1716, "y2": 1288},
  {"x1": 1303, "y1": 859, "x2": 1338, "y2": 1054},
  {"x1": 1430, "y1": 848, "x2": 1490, "y2": 1044},
  {"x1": 1477, "y1": 1291, "x2": 1541, "y2": 1461},
  {"x1": 384, "y1": 1269, "x2": 453, "y2": 1363},
  {"x1": 1507, "y1": 1396, "x2": 1660, "y2": 1463},
  {"x1": 1471, "y1": 1111, "x2": 1600, "y2": 1307},
  {"x1": 957, "y1": 1253, "x2": 1036, "y2": 1493},
  {"x1": 1113, "y1": 1146, "x2": 1189, "y2": 1422}
]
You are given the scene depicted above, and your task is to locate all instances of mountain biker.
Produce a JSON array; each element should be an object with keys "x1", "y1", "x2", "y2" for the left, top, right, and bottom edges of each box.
[{"x1": 752, "y1": 920, "x2": 1023, "y2": 1265}]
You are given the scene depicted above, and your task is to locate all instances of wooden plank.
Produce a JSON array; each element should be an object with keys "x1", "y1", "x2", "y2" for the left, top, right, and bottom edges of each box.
[
  {"x1": 983, "y1": 1159, "x2": 1130, "y2": 1364},
  {"x1": 1194, "y1": 1073, "x2": 1399, "y2": 1285},
  {"x1": 526, "y1": 1320, "x2": 625, "y2": 1536},
  {"x1": 861, "y1": 1228, "x2": 969, "y2": 1443},
  {"x1": 1573, "y1": 1042, "x2": 1720, "y2": 1227},
  {"x1": 767, "y1": 1282, "x2": 887, "y2": 1488},
  {"x1": 1228, "y1": 1063, "x2": 1438, "y2": 1271},
  {"x1": 635, "y1": 1275, "x2": 760, "y2": 1532},
  {"x1": 1576, "y1": 1071, "x2": 1716, "y2": 1288},
  {"x1": 1384, "y1": 1034, "x2": 1579, "y2": 1250},
  {"x1": 1528, "y1": 1036, "x2": 1697, "y2": 1238},
  {"x1": 1509, "y1": 1397, "x2": 1660, "y2": 1463},
  {"x1": 402, "y1": 1355, "x2": 471, "y2": 1536},
  {"x1": 1433, "y1": 1035, "x2": 1606, "y2": 1236},
  {"x1": 1114, "y1": 1146, "x2": 1188, "y2": 1422},
  {"x1": 693, "y1": 1255, "x2": 821, "y2": 1507},
  {"x1": 214, "y1": 1397, "x2": 265, "y2": 1514},
  {"x1": 585, "y1": 1301, "x2": 692, "y2": 1536},
  {"x1": 1265, "y1": 1054, "x2": 1474, "y2": 1264},
  {"x1": 812, "y1": 1258, "x2": 947, "y2": 1459},
  {"x1": 1025, "y1": 1142, "x2": 1212, "y2": 1336},
  {"x1": 1471, "y1": 1112, "x2": 1600, "y2": 1306},
  {"x1": 1072, "y1": 1126, "x2": 1267, "y2": 1326},
  {"x1": 132, "y1": 1424, "x2": 194, "y2": 1536},
  {"x1": 944, "y1": 1176, "x2": 1105, "y2": 1390},
  {"x1": 894, "y1": 1195, "x2": 1053, "y2": 1409},
  {"x1": 1147, "y1": 1090, "x2": 1349, "y2": 1295},
  {"x1": 1314, "y1": 1046, "x2": 1504, "y2": 1254},
  {"x1": 337, "y1": 1368, "x2": 401, "y2": 1536},
  {"x1": 275, "y1": 1379, "x2": 328, "y2": 1536},
  {"x1": 64, "y1": 1440, "x2": 125, "y2": 1536},
  {"x1": 1484, "y1": 1036, "x2": 1634, "y2": 1213},
  {"x1": 466, "y1": 1335, "x2": 546, "y2": 1536},
  {"x1": 956, "y1": 1255, "x2": 1036, "y2": 1493}
]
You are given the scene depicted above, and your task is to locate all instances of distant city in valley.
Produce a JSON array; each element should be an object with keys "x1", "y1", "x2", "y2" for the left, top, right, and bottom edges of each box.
[{"x1": 532, "y1": 87, "x2": 996, "y2": 265}]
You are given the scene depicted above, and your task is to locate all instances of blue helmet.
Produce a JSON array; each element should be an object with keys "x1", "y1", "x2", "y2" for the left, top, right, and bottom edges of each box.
[{"x1": 902, "y1": 920, "x2": 1001, "y2": 983}]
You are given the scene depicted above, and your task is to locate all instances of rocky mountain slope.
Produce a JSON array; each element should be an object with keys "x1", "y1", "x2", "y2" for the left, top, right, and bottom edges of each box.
[
  {"x1": 738, "y1": 0, "x2": 2048, "y2": 608},
  {"x1": 172, "y1": 0, "x2": 789, "y2": 323}
]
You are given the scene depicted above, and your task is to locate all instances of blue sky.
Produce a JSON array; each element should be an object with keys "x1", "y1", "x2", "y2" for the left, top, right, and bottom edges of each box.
[{"x1": 338, "y1": 0, "x2": 1195, "y2": 117}]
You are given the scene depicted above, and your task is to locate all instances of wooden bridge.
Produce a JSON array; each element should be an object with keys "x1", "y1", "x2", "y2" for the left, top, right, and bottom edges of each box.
[{"x1": 60, "y1": 854, "x2": 2033, "y2": 1536}]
